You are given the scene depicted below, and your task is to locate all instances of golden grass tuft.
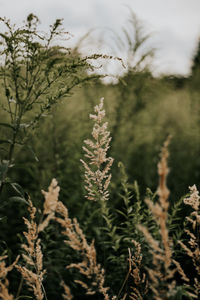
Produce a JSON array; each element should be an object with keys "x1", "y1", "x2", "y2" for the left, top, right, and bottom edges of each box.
[
  {"x1": 80, "y1": 97, "x2": 113, "y2": 202},
  {"x1": 138, "y1": 137, "x2": 187, "y2": 299},
  {"x1": 129, "y1": 240, "x2": 148, "y2": 300},
  {"x1": 0, "y1": 255, "x2": 19, "y2": 300},
  {"x1": 0, "y1": 279, "x2": 13, "y2": 300},
  {"x1": 16, "y1": 199, "x2": 46, "y2": 300},
  {"x1": 61, "y1": 281, "x2": 73, "y2": 300},
  {"x1": 179, "y1": 184, "x2": 200, "y2": 297},
  {"x1": 38, "y1": 178, "x2": 60, "y2": 232},
  {"x1": 55, "y1": 200, "x2": 113, "y2": 299}
]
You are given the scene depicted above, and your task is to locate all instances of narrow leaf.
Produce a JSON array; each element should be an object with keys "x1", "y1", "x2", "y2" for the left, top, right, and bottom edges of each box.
[
  {"x1": 9, "y1": 182, "x2": 24, "y2": 197},
  {"x1": 9, "y1": 196, "x2": 28, "y2": 205}
]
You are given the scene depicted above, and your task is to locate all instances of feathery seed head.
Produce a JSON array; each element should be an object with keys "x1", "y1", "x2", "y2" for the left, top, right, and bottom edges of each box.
[
  {"x1": 81, "y1": 97, "x2": 113, "y2": 202},
  {"x1": 17, "y1": 199, "x2": 45, "y2": 300},
  {"x1": 41, "y1": 178, "x2": 60, "y2": 215},
  {"x1": 184, "y1": 184, "x2": 200, "y2": 211}
]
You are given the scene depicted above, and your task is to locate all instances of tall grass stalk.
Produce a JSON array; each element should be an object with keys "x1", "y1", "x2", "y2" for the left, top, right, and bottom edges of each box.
[
  {"x1": 138, "y1": 137, "x2": 187, "y2": 299},
  {"x1": 16, "y1": 199, "x2": 46, "y2": 300},
  {"x1": 81, "y1": 98, "x2": 120, "y2": 251},
  {"x1": 179, "y1": 184, "x2": 200, "y2": 298}
]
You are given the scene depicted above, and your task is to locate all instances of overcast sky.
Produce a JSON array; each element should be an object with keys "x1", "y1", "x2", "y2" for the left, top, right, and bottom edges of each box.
[{"x1": 0, "y1": 0, "x2": 200, "y2": 76}]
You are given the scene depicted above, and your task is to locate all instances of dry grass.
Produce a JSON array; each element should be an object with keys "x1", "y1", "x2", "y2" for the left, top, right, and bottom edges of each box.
[
  {"x1": 0, "y1": 255, "x2": 19, "y2": 300},
  {"x1": 38, "y1": 178, "x2": 60, "y2": 232},
  {"x1": 55, "y1": 200, "x2": 114, "y2": 299},
  {"x1": 138, "y1": 137, "x2": 187, "y2": 299},
  {"x1": 16, "y1": 199, "x2": 46, "y2": 300},
  {"x1": 22, "y1": 176, "x2": 115, "y2": 299},
  {"x1": 129, "y1": 240, "x2": 148, "y2": 300},
  {"x1": 80, "y1": 97, "x2": 113, "y2": 202},
  {"x1": 61, "y1": 281, "x2": 73, "y2": 300},
  {"x1": 1, "y1": 98, "x2": 200, "y2": 299},
  {"x1": 179, "y1": 184, "x2": 200, "y2": 297}
]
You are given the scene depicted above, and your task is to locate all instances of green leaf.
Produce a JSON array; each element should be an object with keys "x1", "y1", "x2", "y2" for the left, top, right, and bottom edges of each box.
[
  {"x1": 127, "y1": 206, "x2": 133, "y2": 214},
  {"x1": 9, "y1": 182, "x2": 25, "y2": 197},
  {"x1": 25, "y1": 145, "x2": 39, "y2": 162},
  {"x1": 115, "y1": 209, "x2": 127, "y2": 218},
  {"x1": 9, "y1": 196, "x2": 28, "y2": 205}
]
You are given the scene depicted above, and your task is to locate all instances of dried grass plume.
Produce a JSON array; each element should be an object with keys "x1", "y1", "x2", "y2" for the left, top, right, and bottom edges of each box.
[{"x1": 81, "y1": 97, "x2": 113, "y2": 202}]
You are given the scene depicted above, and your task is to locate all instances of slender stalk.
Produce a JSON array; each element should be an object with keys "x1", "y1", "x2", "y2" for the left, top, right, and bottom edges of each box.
[{"x1": 16, "y1": 276, "x2": 24, "y2": 299}]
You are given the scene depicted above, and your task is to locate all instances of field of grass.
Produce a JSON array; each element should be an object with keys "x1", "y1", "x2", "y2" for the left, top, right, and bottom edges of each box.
[{"x1": 1, "y1": 14, "x2": 200, "y2": 300}]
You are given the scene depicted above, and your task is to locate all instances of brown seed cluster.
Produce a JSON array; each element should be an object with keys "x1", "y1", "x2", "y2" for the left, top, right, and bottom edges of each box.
[
  {"x1": 81, "y1": 98, "x2": 113, "y2": 202},
  {"x1": 16, "y1": 199, "x2": 46, "y2": 300}
]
